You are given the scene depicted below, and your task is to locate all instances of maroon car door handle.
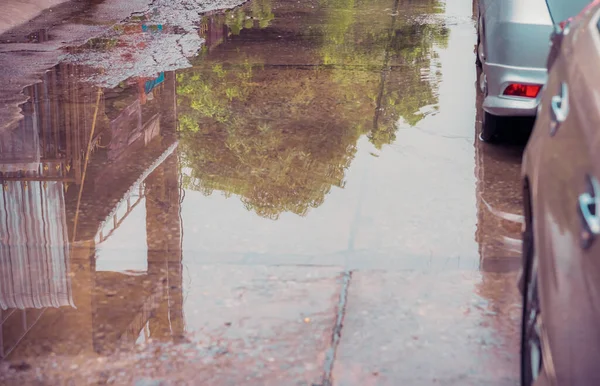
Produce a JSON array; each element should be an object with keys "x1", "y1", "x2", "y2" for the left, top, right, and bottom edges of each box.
[
  {"x1": 578, "y1": 176, "x2": 600, "y2": 249},
  {"x1": 550, "y1": 82, "x2": 569, "y2": 136}
]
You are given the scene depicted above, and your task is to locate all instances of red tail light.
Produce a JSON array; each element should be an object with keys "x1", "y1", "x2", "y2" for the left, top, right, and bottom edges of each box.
[{"x1": 503, "y1": 84, "x2": 542, "y2": 98}]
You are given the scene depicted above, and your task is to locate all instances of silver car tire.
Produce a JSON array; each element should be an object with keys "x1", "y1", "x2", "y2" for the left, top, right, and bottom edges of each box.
[{"x1": 480, "y1": 111, "x2": 500, "y2": 142}]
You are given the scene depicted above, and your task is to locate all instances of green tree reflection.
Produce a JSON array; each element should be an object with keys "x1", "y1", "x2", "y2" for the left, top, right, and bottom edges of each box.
[
  {"x1": 226, "y1": 0, "x2": 275, "y2": 35},
  {"x1": 178, "y1": 58, "x2": 361, "y2": 219},
  {"x1": 319, "y1": 0, "x2": 448, "y2": 148},
  {"x1": 177, "y1": 0, "x2": 448, "y2": 219}
]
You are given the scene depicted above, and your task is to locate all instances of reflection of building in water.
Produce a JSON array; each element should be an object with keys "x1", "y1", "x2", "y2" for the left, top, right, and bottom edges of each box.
[
  {"x1": 198, "y1": 0, "x2": 275, "y2": 51},
  {"x1": 0, "y1": 65, "x2": 183, "y2": 359},
  {"x1": 199, "y1": 12, "x2": 228, "y2": 50},
  {"x1": 0, "y1": 180, "x2": 73, "y2": 310},
  {"x1": 0, "y1": 64, "x2": 103, "y2": 184}
]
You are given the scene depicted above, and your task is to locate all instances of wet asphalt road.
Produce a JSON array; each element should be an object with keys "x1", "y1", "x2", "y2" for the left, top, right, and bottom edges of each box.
[{"x1": 0, "y1": 0, "x2": 528, "y2": 384}]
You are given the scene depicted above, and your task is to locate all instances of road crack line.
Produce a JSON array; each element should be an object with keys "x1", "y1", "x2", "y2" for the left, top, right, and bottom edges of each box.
[{"x1": 318, "y1": 270, "x2": 352, "y2": 386}]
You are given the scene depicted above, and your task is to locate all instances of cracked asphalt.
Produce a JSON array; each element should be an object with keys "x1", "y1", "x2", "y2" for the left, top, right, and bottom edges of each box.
[{"x1": 0, "y1": 0, "x2": 526, "y2": 384}]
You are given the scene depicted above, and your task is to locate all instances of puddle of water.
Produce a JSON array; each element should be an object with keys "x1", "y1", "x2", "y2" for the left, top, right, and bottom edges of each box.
[{"x1": 0, "y1": 0, "x2": 523, "y2": 382}]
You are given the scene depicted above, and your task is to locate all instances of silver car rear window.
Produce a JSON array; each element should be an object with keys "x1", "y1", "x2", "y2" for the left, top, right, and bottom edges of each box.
[{"x1": 545, "y1": 0, "x2": 591, "y2": 24}]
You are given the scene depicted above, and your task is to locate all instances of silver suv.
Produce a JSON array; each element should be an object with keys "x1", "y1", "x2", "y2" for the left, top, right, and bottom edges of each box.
[{"x1": 476, "y1": 0, "x2": 591, "y2": 142}]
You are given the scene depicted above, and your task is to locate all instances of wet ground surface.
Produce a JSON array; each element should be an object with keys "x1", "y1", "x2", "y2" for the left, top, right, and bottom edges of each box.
[{"x1": 0, "y1": 0, "x2": 528, "y2": 384}]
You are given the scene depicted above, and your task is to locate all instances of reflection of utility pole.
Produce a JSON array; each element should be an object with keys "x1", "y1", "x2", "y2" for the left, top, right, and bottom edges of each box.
[
  {"x1": 146, "y1": 152, "x2": 184, "y2": 340},
  {"x1": 373, "y1": 0, "x2": 401, "y2": 132},
  {"x1": 146, "y1": 72, "x2": 184, "y2": 341},
  {"x1": 72, "y1": 88, "x2": 103, "y2": 242}
]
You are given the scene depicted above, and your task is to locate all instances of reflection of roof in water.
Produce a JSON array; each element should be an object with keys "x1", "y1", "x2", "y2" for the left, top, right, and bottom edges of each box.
[{"x1": 93, "y1": 140, "x2": 179, "y2": 244}]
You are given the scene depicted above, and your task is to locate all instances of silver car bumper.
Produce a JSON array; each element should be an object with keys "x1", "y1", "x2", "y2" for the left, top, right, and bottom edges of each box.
[{"x1": 482, "y1": 62, "x2": 547, "y2": 117}]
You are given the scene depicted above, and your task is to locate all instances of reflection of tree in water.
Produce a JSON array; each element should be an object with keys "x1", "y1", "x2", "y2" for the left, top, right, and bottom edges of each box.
[
  {"x1": 177, "y1": 0, "x2": 448, "y2": 219},
  {"x1": 178, "y1": 59, "x2": 361, "y2": 219},
  {"x1": 226, "y1": 0, "x2": 275, "y2": 34},
  {"x1": 177, "y1": 61, "x2": 253, "y2": 130},
  {"x1": 319, "y1": 0, "x2": 448, "y2": 148}
]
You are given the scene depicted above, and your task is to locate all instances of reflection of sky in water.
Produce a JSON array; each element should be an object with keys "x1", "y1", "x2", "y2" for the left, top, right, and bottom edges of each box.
[
  {"x1": 95, "y1": 198, "x2": 149, "y2": 274},
  {"x1": 180, "y1": 130, "x2": 478, "y2": 266},
  {"x1": 178, "y1": 136, "x2": 376, "y2": 258},
  {"x1": 181, "y1": 164, "x2": 357, "y2": 257}
]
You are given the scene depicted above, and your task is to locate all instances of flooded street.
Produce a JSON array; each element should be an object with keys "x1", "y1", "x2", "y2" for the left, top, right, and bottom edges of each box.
[{"x1": 0, "y1": 0, "x2": 526, "y2": 384}]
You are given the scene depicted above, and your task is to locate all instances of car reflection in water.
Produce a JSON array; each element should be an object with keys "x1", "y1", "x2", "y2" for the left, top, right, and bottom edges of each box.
[{"x1": 470, "y1": 42, "x2": 533, "y2": 377}]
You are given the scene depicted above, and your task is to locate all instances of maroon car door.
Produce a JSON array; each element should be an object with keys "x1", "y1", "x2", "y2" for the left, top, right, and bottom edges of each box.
[{"x1": 534, "y1": 6, "x2": 600, "y2": 385}]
